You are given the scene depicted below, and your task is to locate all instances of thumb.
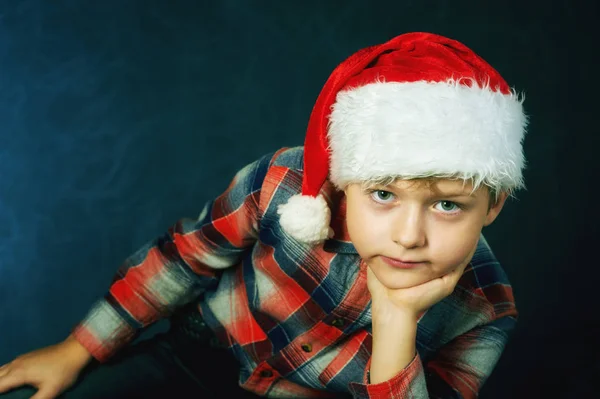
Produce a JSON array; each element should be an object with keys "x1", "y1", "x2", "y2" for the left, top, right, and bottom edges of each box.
[
  {"x1": 30, "y1": 384, "x2": 62, "y2": 399},
  {"x1": 0, "y1": 372, "x2": 26, "y2": 394},
  {"x1": 366, "y1": 265, "x2": 387, "y2": 299}
]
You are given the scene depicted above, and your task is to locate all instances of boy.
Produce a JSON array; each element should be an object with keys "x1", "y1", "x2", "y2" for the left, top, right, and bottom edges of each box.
[{"x1": 0, "y1": 32, "x2": 526, "y2": 398}]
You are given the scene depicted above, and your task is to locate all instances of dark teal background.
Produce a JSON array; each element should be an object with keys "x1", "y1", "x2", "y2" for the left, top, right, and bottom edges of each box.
[{"x1": 1, "y1": 1, "x2": 597, "y2": 398}]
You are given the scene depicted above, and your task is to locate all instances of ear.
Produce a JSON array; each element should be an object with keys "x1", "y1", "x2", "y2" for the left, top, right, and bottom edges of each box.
[{"x1": 483, "y1": 191, "x2": 509, "y2": 226}]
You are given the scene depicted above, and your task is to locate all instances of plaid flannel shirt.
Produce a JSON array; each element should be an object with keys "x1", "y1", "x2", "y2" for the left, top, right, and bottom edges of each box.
[{"x1": 72, "y1": 147, "x2": 518, "y2": 398}]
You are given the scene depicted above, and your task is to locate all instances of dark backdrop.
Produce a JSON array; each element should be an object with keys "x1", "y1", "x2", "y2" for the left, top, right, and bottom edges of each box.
[{"x1": 1, "y1": 1, "x2": 597, "y2": 398}]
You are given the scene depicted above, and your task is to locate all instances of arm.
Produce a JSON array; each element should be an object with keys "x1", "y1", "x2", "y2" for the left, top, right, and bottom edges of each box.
[
  {"x1": 349, "y1": 314, "x2": 516, "y2": 398},
  {"x1": 369, "y1": 312, "x2": 417, "y2": 385},
  {"x1": 71, "y1": 151, "x2": 277, "y2": 362},
  {"x1": 349, "y1": 264, "x2": 517, "y2": 398}
]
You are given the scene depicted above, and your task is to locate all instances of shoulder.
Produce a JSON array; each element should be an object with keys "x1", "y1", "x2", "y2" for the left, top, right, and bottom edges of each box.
[
  {"x1": 268, "y1": 146, "x2": 304, "y2": 169},
  {"x1": 417, "y1": 235, "x2": 517, "y2": 352},
  {"x1": 234, "y1": 146, "x2": 304, "y2": 189},
  {"x1": 258, "y1": 146, "x2": 306, "y2": 194},
  {"x1": 247, "y1": 146, "x2": 304, "y2": 180},
  {"x1": 251, "y1": 146, "x2": 306, "y2": 215},
  {"x1": 460, "y1": 234, "x2": 517, "y2": 320}
]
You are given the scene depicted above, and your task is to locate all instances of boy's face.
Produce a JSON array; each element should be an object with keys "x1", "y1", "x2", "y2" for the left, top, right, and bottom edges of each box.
[{"x1": 344, "y1": 179, "x2": 507, "y2": 290}]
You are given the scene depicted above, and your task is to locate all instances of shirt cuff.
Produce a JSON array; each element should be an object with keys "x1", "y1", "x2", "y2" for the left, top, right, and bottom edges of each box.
[
  {"x1": 70, "y1": 298, "x2": 138, "y2": 363},
  {"x1": 348, "y1": 354, "x2": 426, "y2": 398}
]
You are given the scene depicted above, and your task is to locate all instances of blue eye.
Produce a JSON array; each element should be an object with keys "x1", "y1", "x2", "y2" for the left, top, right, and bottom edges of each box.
[
  {"x1": 435, "y1": 201, "x2": 460, "y2": 213},
  {"x1": 370, "y1": 190, "x2": 395, "y2": 203}
]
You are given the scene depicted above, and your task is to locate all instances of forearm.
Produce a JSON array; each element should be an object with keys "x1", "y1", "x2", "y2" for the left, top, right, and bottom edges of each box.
[{"x1": 369, "y1": 312, "x2": 418, "y2": 384}]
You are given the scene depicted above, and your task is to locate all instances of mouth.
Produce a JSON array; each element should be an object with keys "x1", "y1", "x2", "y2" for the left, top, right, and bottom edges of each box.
[{"x1": 380, "y1": 256, "x2": 426, "y2": 269}]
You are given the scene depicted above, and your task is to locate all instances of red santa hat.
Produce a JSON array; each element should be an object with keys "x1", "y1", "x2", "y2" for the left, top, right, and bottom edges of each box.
[{"x1": 277, "y1": 32, "x2": 528, "y2": 244}]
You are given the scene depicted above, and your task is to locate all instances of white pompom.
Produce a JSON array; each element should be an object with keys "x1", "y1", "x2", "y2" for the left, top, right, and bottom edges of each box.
[{"x1": 277, "y1": 194, "x2": 333, "y2": 244}]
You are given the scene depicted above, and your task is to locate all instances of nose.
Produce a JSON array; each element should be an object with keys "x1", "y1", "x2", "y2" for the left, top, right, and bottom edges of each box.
[{"x1": 391, "y1": 205, "x2": 426, "y2": 249}]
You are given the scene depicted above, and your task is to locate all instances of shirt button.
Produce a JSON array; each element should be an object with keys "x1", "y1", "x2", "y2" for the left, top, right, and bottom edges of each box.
[
  {"x1": 260, "y1": 370, "x2": 273, "y2": 378},
  {"x1": 332, "y1": 318, "x2": 344, "y2": 328},
  {"x1": 301, "y1": 343, "x2": 313, "y2": 353}
]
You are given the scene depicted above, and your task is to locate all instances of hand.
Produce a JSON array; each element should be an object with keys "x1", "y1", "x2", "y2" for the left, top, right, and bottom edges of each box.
[
  {"x1": 367, "y1": 262, "x2": 469, "y2": 323},
  {"x1": 0, "y1": 335, "x2": 93, "y2": 399}
]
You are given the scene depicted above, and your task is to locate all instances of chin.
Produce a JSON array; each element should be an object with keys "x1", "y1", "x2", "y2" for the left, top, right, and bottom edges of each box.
[
  {"x1": 376, "y1": 270, "x2": 433, "y2": 290},
  {"x1": 382, "y1": 278, "x2": 429, "y2": 290}
]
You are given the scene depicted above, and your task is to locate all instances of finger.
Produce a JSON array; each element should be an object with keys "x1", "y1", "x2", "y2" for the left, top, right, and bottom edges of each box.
[
  {"x1": 432, "y1": 266, "x2": 469, "y2": 299},
  {"x1": 410, "y1": 270, "x2": 460, "y2": 300},
  {"x1": 0, "y1": 371, "x2": 27, "y2": 394},
  {"x1": 441, "y1": 263, "x2": 469, "y2": 287},
  {"x1": 30, "y1": 384, "x2": 61, "y2": 399},
  {"x1": 0, "y1": 364, "x2": 9, "y2": 377},
  {"x1": 366, "y1": 265, "x2": 381, "y2": 287}
]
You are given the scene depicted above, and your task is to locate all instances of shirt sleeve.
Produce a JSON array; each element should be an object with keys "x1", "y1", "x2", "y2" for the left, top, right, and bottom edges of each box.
[
  {"x1": 71, "y1": 150, "x2": 277, "y2": 362},
  {"x1": 348, "y1": 314, "x2": 517, "y2": 399}
]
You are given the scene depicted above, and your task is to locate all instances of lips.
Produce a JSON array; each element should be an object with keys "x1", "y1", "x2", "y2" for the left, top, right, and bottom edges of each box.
[{"x1": 380, "y1": 256, "x2": 426, "y2": 269}]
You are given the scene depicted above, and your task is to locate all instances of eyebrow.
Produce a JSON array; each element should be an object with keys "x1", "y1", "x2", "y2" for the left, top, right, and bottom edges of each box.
[
  {"x1": 373, "y1": 184, "x2": 477, "y2": 199},
  {"x1": 434, "y1": 192, "x2": 475, "y2": 198}
]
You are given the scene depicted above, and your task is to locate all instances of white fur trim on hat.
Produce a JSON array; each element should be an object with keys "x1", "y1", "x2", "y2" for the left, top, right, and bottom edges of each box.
[
  {"x1": 327, "y1": 79, "x2": 527, "y2": 192},
  {"x1": 277, "y1": 194, "x2": 333, "y2": 244}
]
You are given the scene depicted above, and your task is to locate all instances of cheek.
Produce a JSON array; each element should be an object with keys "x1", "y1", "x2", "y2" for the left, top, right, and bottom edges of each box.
[
  {"x1": 346, "y1": 202, "x2": 384, "y2": 255},
  {"x1": 428, "y1": 221, "x2": 481, "y2": 268}
]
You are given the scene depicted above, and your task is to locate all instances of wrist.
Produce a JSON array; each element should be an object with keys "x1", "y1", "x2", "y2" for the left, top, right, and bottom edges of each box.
[
  {"x1": 369, "y1": 315, "x2": 418, "y2": 384},
  {"x1": 63, "y1": 334, "x2": 94, "y2": 367},
  {"x1": 371, "y1": 306, "x2": 419, "y2": 328},
  {"x1": 371, "y1": 315, "x2": 417, "y2": 349}
]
